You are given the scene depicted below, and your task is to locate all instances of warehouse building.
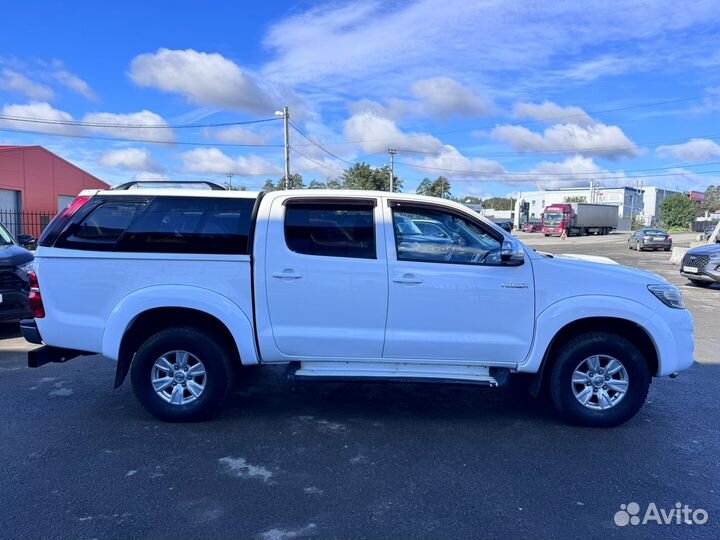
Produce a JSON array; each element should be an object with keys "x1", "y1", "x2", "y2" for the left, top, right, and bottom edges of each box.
[
  {"x1": 513, "y1": 186, "x2": 646, "y2": 231},
  {"x1": 0, "y1": 145, "x2": 108, "y2": 237},
  {"x1": 640, "y1": 187, "x2": 683, "y2": 227}
]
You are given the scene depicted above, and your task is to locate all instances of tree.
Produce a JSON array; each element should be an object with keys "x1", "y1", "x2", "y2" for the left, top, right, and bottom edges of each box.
[
  {"x1": 262, "y1": 179, "x2": 277, "y2": 192},
  {"x1": 308, "y1": 179, "x2": 326, "y2": 189},
  {"x1": 416, "y1": 176, "x2": 451, "y2": 198},
  {"x1": 263, "y1": 173, "x2": 305, "y2": 191},
  {"x1": 660, "y1": 194, "x2": 696, "y2": 230},
  {"x1": 564, "y1": 195, "x2": 587, "y2": 203},
  {"x1": 224, "y1": 182, "x2": 247, "y2": 191},
  {"x1": 702, "y1": 185, "x2": 720, "y2": 212},
  {"x1": 482, "y1": 197, "x2": 513, "y2": 210},
  {"x1": 341, "y1": 162, "x2": 402, "y2": 191},
  {"x1": 326, "y1": 179, "x2": 342, "y2": 189}
]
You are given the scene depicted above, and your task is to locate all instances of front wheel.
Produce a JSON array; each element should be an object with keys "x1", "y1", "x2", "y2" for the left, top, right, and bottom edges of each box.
[
  {"x1": 130, "y1": 327, "x2": 234, "y2": 421},
  {"x1": 548, "y1": 332, "x2": 651, "y2": 427}
]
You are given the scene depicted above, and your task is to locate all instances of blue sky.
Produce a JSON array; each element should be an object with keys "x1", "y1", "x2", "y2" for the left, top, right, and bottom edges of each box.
[{"x1": 1, "y1": 0, "x2": 720, "y2": 198}]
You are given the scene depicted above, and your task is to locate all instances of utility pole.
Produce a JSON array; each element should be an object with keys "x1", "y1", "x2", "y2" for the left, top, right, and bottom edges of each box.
[
  {"x1": 275, "y1": 106, "x2": 290, "y2": 189},
  {"x1": 388, "y1": 148, "x2": 397, "y2": 192},
  {"x1": 225, "y1": 172, "x2": 234, "y2": 190}
]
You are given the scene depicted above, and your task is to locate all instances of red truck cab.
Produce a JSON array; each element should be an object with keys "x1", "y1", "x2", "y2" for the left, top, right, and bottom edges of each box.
[{"x1": 541, "y1": 204, "x2": 571, "y2": 236}]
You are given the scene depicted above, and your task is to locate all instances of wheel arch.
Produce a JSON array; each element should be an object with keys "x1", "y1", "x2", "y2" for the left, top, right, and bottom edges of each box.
[
  {"x1": 526, "y1": 315, "x2": 659, "y2": 397},
  {"x1": 102, "y1": 285, "x2": 259, "y2": 388}
]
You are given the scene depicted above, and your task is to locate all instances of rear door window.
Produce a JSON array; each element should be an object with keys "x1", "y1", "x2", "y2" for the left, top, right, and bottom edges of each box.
[
  {"x1": 284, "y1": 201, "x2": 376, "y2": 259},
  {"x1": 116, "y1": 197, "x2": 256, "y2": 254}
]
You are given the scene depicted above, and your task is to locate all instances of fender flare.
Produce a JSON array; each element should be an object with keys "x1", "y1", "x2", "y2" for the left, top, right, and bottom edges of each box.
[
  {"x1": 519, "y1": 295, "x2": 656, "y2": 378},
  {"x1": 102, "y1": 284, "x2": 259, "y2": 371}
]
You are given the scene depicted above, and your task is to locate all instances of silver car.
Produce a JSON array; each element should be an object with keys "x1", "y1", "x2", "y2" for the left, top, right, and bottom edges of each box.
[{"x1": 628, "y1": 228, "x2": 672, "y2": 251}]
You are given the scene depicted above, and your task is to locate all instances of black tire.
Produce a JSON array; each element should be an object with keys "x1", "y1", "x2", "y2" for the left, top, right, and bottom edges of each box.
[
  {"x1": 689, "y1": 279, "x2": 712, "y2": 288},
  {"x1": 548, "y1": 332, "x2": 651, "y2": 427},
  {"x1": 130, "y1": 327, "x2": 234, "y2": 422},
  {"x1": 664, "y1": 247, "x2": 671, "y2": 251}
]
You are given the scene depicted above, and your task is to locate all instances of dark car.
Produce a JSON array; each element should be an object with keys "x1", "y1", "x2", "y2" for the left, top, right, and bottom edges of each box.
[
  {"x1": 522, "y1": 222, "x2": 540, "y2": 233},
  {"x1": 0, "y1": 223, "x2": 34, "y2": 322},
  {"x1": 680, "y1": 244, "x2": 720, "y2": 287},
  {"x1": 704, "y1": 224, "x2": 719, "y2": 242},
  {"x1": 494, "y1": 220, "x2": 514, "y2": 233},
  {"x1": 628, "y1": 228, "x2": 672, "y2": 251}
]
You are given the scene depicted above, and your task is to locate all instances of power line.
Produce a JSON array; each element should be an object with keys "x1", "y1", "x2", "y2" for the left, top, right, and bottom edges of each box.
[
  {"x1": 0, "y1": 126, "x2": 284, "y2": 147},
  {"x1": 291, "y1": 147, "x2": 344, "y2": 176},
  {"x1": 288, "y1": 120, "x2": 356, "y2": 164},
  {"x1": 292, "y1": 95, "x2": 704, "y2": 147},
  {"x1": 0, "y1": 115, "x2": 281, "y2": 129}
]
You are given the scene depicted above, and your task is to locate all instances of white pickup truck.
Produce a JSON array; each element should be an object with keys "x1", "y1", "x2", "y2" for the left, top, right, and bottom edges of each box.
[{"x1": 21, "y1": 187, "x2": 694, "y2": 426}]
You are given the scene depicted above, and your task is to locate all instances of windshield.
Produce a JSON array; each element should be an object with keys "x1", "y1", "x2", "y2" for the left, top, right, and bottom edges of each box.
[
  {"x1": 543, "y1": 212, "x2": 564, "y2": 226},
  {"x1": 0, "y1": 224, "x2": 14, "y2": 246}
]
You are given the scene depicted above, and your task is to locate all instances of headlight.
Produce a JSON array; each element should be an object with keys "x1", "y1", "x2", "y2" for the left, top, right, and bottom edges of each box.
[
  {"x1": 647, "y1": 284, "x2": 685, "y2": 309},
  {"x1": 19, "y1": 261, "x2": 34, "y2": 275}
]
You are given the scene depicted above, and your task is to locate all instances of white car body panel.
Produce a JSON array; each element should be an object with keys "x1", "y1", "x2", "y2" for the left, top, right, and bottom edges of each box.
[
  {"x1": 31, "y1": 189, "x2": 694, "y2": 384},
  {"x1": 34, "y1": 248, "x2": 258, "y2": 365}
]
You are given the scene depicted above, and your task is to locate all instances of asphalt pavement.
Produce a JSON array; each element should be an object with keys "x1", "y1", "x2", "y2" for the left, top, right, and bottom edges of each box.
[{"x1": 0, "y1": 232, "x2": 718, "y2": 540}]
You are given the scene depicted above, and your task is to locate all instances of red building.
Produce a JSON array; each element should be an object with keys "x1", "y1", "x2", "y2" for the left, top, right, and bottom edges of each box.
[{"x1": 0, "y1": 145, "x2": 108, "y2": 238}]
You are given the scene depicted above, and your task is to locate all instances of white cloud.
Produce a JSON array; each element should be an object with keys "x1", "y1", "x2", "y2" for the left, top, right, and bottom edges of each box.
[
  {"x1": 81, "y1": 110, "x2": 175, "y2": 143},
  {"x1": 0, "y1": 101, "x2": 76, "y2": 134},
  {"x1": 343, "y1": 111, "x2": 443, "y2": 154},
  {"x1": 513, "y1": 101, "x2": 595, "y2": 128},
  {"x1": 348, "y1": 77, "x2": 492, "y2": 121},
  {"x1": 134, "y1": 171, "x2": 169, "y2": 182},
  {"x1": 522, "y1": 155, "x2": 626, "y2": 189},
  {"x1": 204, "y1": 126, "x2": 270, "y2": 145},
  {"x1": 561, "y1": 56, "x2": 639, "y2": 82},
  {"x1": 656, "y1": 138, "x2": 720, "y2": 163},
  {"x1": 0, "y1": 69, "x2": 54, "y2": 101},
  {"x1": 53, "y1": 69, "x2": 96, "y2": 100},
  {"x1": 179, "y1": 148, "x2": 281, "y2": 176},
  {"x1": 129, "y1": 48, "x2": 272, "y2": 113},
  {"x1": 261, "y1": 0, "x2": 720, "y2": 95},
  {"x1": 99, "y1": 148, "x2": 160, "y2": 171},
  {"x1": 491, "y1": 122, "x2": 638, "y2": 159},
  {"x1": 408, "y1": 146, "x2": 506, "y2": 178},
  {"x1": 410, "y1": 77, "x2": 493, "y2": 118}
]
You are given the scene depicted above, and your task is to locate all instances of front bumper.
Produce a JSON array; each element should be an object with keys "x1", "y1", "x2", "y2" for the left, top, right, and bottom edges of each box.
[
  {"x1": 680, "y1": 262, "x2": 720, "y2": 283},
  {"x1": 644, "y1": 308, "x2": 695, "y2": 376}
]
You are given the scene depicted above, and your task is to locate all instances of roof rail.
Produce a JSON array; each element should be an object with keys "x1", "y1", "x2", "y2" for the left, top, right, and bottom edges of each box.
[{"x1": 112, "y1": 180, "x2": 226, "y2": 191}]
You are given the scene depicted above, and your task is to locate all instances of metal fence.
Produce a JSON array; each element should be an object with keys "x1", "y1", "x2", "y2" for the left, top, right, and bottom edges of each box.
[{"x1": 0, "y1": 210, "x2": 54, "y2": 240}]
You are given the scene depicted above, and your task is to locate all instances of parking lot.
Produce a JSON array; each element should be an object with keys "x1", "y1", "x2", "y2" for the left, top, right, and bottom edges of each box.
[{"x1": 1, "y1": 232, "x2": 718, "y2": 540}]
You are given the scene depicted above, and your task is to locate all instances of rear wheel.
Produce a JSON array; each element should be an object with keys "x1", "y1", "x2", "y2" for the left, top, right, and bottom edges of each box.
[
  {"x1": 689, "y1": 279, "x2": 712, "y2": 288},
  {"x1": 548, "y1": 332, "x2": 651, "y2": 427},
  {"x1": 130, "y1": 327, "x2": 234, "y2": 421}
]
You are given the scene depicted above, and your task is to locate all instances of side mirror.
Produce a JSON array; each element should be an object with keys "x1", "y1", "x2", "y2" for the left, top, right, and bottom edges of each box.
[
  {"x1": 501, "y1": 239, "x2": 525, "y2": 266},
  {"x1": 17, "y1": 234, "x2": 35, "y2": 248}
]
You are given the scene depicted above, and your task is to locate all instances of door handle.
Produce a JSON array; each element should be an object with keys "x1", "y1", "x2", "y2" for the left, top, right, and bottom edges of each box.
[
  {"x1": 272, "y1": 270, "x2": 303, "y2": 279},
  {"x1": 393, "y1": 274, "x2": 423, "y2": 284}
]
